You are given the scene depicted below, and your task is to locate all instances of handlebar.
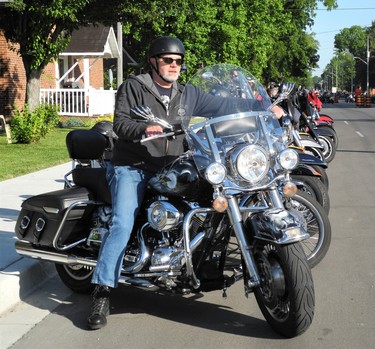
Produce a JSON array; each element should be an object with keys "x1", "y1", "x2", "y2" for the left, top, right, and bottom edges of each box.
[{"x1": 140, "y1": 129, "x2": 184, "y2": 143}]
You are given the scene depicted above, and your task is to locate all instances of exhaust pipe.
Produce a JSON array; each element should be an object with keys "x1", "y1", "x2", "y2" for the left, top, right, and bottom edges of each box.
[
  {"x1": 15, "y1": 240, "x2": 97, "y2": 267},
  {"x1": 15, "y1": 232, "x2": 206, "y2": 272}
]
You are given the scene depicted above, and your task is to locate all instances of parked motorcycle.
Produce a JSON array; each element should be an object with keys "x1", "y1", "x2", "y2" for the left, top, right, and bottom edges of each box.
[{"x1": 14, "y1": 64, "x2": 314, "y2": 337}]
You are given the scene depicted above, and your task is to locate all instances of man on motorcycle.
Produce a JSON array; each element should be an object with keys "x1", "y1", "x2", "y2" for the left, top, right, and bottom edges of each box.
[
  {"x1": 87, "y1": 36, "x2": 285, "y2": 330},
  {"x1": 87, "y1": 36, "x2": 187, "y2": 330}
]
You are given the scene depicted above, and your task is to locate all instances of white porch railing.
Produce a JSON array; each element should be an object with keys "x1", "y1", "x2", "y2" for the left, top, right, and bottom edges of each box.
[{"x1": 40, "y1": 88, "x2": 116, "y2": 116}]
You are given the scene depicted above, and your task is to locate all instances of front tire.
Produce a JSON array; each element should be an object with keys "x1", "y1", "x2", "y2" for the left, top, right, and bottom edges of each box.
[
  {"x1": 285, "y1": 191, "x2": 332, "y2": 268},
  {"x1": 318, "y1": 134, "x2": 336, "y2": 163},
  {"x1": 253, "y1": 242, "x2": 315, "y2": 338},
  {"x1": 291, "y1": 175, "x2": 330, "y2": 214}
]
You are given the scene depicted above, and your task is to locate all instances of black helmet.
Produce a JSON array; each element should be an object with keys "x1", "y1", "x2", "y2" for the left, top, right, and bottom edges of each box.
[{"x1": 148, "y1": 36, "x2": 185, "y2": 59}]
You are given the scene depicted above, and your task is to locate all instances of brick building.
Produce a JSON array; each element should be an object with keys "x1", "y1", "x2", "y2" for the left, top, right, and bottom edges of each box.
[
  {"x1": 1, "y1": 24, "x2": 120, "y2": 120},
  {"x1": 0, "y1": 35, "x2": 26, "y2": 119}
]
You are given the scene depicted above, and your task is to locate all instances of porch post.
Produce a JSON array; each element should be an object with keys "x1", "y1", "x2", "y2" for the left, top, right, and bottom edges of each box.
[{"x1": 117, "y1": 22, "x2": 123, "y2": 88}]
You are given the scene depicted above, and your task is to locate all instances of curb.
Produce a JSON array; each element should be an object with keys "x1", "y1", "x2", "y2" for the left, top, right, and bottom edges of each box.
[
  {"x1": 0, "y1": 162, "x2": 71, "y2": 317},
  {"x1": 0, "y1": 258, "x2": 57, "y2": 316}
]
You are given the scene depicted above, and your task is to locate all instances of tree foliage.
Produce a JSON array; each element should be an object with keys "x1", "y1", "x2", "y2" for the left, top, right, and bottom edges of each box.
[
  {"x1": 119, "y1": 0, "x2": 336, "y2": 83},
  {"x1": 0, "y1": 0, "x2": 338, "y2": 110},
  {"x1": 322, "y1": 22, "x2": 375, "y2": 91}
]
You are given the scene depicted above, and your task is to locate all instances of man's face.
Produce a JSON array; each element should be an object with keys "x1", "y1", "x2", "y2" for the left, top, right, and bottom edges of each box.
[{"x1": 153, "y1": 54, "x2": 183, "y2": 83}]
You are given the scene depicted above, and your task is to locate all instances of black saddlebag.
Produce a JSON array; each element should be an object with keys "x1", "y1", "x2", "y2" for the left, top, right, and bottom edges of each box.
[{"x1": 15, "y1": 186, "x2": 94, "y2": 247}]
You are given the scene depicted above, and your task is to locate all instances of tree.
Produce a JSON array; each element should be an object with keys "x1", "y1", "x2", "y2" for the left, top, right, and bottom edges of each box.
[
  {"x1": 0, "y1": 0, "x2": 338, "y2": 112},
  {"x1": 333, "y1": 24, "x2": 375, "y2": 91},
  {"x1": 118, "y1": 0, "x2": 337, "y2": 83},
  {"x1": 0, "y1": 0, "x2": 125, "y2": 110}
]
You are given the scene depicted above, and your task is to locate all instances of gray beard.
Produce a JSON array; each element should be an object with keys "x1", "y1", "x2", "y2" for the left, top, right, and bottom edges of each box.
[{"x1": 161, "y1": 73, "x2": 179, "y2": 83}]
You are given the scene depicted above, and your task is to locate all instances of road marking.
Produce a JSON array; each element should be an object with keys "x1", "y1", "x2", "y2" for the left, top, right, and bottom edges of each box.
[
  {"x1": 356, "y1": 131, "x2": 364, "y2": 138},
  {"x1": 344, "y1": 121, "x2": 349, "y2": 125}
]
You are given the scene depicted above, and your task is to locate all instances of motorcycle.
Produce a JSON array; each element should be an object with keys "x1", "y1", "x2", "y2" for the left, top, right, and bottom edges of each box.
[{"x1": 14, "y1": 64, "x2": 314, "y2": 337}]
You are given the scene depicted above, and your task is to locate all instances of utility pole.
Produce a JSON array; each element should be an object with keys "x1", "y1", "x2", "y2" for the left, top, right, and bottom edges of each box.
[{"x1": 366, "y1": 35, "x2": 370, "y2": 93}]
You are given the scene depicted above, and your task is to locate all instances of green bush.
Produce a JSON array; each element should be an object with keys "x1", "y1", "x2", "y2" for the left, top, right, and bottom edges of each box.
[
  {"x1": 10, "y1": 104, "x2": 60, "y2": 144},
  {"x1": 59, "y1": 117, "x2": 86, "y2": 128}
]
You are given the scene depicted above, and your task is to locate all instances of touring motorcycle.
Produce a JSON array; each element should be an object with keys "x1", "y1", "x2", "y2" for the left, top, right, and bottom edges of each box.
[{"x1": 14, "y1": 64, "x2": 314, "y2": 337}]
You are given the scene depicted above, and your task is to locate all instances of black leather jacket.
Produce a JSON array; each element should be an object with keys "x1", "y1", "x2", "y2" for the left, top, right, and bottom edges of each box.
[{"x1": 112, "y1": 72, "x2": 184, "y2": 173}]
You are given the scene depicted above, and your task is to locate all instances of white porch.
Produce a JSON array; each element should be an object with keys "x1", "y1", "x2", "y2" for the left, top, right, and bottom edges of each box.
[
  {"x1": 40, "y1": 24, "x2": 120, "y2": 117},
  {"x1": 40, "y1": 87, "x2": 116, "y2": 116}
]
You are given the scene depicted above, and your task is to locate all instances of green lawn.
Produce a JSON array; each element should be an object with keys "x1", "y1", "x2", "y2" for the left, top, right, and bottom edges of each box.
[{"x1": 0, "y1": 127, "x2": 76, "y2": 181}]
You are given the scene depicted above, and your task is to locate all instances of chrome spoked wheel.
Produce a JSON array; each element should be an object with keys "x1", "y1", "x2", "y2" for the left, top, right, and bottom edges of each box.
[{"x1": 284, "y1": 190, "x2": 331, "y2": 268}]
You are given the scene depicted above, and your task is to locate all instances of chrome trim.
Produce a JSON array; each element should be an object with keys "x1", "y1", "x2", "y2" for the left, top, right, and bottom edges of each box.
[
  {"x1": 20, "y1": 216, "x2": 30, "y2": 230},
  {"x1": 52, "y1": 199, "x2": 103, "y2": 251},
  {"x1": 43, "y1": 207, "x2": 60, "y2": 214},
  {"x1": 183, "y1": 208, "x2": 215, "y2": 289}
]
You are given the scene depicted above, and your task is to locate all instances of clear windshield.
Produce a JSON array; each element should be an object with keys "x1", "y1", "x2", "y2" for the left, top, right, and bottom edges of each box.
[
  {"x1": 177, "y1": 65, "x2": 286, "y2": 181},
  {"x1": 178, "y1": 64, "x2": 272, "y2": 129}
]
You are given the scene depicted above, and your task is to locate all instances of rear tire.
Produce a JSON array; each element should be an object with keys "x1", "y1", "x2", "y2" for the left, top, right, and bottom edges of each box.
[
  {"x1": 55, "y1": 264, "x2": 95, "y2": 294},
  {"x1": 253, "y1": 242, "x2": 315, "y2": 338}
]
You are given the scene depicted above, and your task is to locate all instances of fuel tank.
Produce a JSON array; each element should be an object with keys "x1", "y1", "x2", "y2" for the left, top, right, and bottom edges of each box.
[{"x1": 149, "y1": 156, "x2": 213, "y2": 201}]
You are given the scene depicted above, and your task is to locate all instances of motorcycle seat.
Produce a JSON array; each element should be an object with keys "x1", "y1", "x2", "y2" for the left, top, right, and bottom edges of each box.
[{"x1": 72, "y1": 167, "x2": 111, "y2": 204}]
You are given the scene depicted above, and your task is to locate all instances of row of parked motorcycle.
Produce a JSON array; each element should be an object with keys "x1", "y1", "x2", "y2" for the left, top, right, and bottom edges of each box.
[{"x1": 272, "y1": 86, "x2": 336, "y2": 268}]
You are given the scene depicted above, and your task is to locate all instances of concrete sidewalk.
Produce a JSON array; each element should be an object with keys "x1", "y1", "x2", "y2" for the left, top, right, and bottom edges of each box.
[{"x1": 0, "y1": 162, "x2": 71, "y2": 316}]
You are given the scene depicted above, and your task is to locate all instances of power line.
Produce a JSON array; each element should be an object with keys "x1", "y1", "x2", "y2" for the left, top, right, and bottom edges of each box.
[{"x1": 315, "y1": 7, "x2": 375, "y2": 11}]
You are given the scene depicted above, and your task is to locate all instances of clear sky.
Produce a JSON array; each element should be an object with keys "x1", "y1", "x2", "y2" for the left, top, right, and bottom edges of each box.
[{"x1": 311, "y1": 0, "x2": 375, "y2": 76}]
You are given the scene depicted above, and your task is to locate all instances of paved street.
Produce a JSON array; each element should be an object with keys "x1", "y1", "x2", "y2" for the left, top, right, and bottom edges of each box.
[{"x1": 1, "y1": 101, "x2": 375, "y2": 349}]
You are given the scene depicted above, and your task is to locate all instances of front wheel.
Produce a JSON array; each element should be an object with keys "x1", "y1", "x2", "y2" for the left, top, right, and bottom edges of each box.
[
  {"x1": 253, "y1": 242, "x2": 315, "y2": 338},
  {"x1": 318, "y1": 134, "x2": 336, "y2": 163},
  {"x1": 291, "y1": 175, "x2": 330, "y2": 214},
  {"x1": 285, "y1": 190, "x2": 332, "y2": 268}
]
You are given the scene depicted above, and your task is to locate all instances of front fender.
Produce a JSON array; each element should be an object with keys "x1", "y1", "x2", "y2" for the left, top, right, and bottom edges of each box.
[
  {"x1": 246, "y1": 208, "x2": 309, "y2": 244},
  {"x1": 300, "y1": 138, "x2": 324, "y2": 149}
]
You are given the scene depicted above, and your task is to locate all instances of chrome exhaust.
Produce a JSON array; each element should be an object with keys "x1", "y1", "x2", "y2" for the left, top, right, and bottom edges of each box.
[
  {"x1": 15, "y1": 240, "x2": 97, "y2": 267},
  {"x1": 15, "y1": 232, "x2": 206, "y2": 273}
]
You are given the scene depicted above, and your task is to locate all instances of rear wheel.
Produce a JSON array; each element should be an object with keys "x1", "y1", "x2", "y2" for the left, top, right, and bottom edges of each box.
[
  {"x1": 253, "y1": 242, "x2": 315, "y2": 338},
  {"x1": 55, "y1": 264, "x2": 95, "y2": 294}
]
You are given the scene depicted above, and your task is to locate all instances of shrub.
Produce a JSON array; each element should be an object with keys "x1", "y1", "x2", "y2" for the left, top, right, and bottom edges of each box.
[
  {"x1": 10, "y1": 104, "x2": 60, "y2": 144},
  {"x1": 59, "y1": 117, "x2": 86, "y2": 128}
]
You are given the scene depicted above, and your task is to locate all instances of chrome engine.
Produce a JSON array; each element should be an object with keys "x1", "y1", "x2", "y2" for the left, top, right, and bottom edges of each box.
[{"x1": 86, "y1": 202, "x2": 206, "y2": 277}]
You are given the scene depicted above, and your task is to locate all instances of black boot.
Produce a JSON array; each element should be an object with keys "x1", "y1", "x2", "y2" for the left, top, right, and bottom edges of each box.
[{"x1": 87, "y1": 285, "x2": 110, "y2": 330}]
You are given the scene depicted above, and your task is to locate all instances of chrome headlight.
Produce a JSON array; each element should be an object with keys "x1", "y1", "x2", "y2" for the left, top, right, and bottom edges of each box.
[
  {"x1": 232, "y1": 145, "x2": 269, "y2": 182},
  {"x1": 147, "y1": 201, "x2": 182, "y2": 231},
  {"x1": 278, "y1": 148, "x2": 299, "y2": 170},
  {"x1": 205, "y1": 162, "x2": 226, "y2": 184}
]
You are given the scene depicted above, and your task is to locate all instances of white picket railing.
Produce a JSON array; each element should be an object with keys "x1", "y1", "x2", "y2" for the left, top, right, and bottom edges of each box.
[{"x1": 40, "y1": 88, "x2": 116, "y2": 116}]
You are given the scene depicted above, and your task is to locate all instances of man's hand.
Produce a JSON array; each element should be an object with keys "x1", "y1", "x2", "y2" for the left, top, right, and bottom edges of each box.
[
  {"x1": 271, "y1": 105, "x2": 286, "y2": 119},
  {"x1": 145, "y1": 125, "x2": 163, "y2": 138}
]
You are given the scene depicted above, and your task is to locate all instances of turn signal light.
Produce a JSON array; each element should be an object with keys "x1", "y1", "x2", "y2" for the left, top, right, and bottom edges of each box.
[
  {"x1": 212, "y1": 196, "x2": 228, "y2": 212},
  {"x1": 283, "y1": 181, "x2": 297, "y2": 197}
]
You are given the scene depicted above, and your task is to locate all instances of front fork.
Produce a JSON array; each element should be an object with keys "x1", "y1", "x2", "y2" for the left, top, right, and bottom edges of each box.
[{"x1": 227, "y1": 196, "x2": 261, "y2": 288}]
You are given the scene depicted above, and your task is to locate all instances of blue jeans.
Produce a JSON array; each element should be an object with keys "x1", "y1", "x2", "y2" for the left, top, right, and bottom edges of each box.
[{"x1": 91, "y1": 165, "x2": 152, "y2": 288}]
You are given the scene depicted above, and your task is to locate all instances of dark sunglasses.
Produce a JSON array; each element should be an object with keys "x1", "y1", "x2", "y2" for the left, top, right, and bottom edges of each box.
[{"x1": 158, "y1": 56, "x2": 183, "y2": 66}]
